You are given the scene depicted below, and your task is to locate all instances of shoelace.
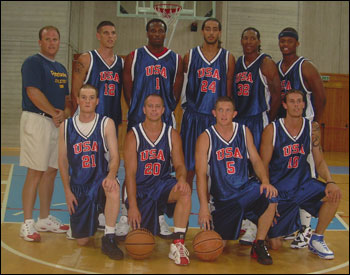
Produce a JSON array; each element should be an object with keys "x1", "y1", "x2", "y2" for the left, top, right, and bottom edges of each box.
[
  {"x1": 48, "y1": 215, "x2": 63, "y2": 226},
  {"x1": 319, "y1": 240, "x2": 330, "y2": 251},
  {"x1": 176, "y1": 243, "x2": 189, "y2": 258},
  {"x1": 24, "y1": 222, "x2": 38, "y2": 235}
]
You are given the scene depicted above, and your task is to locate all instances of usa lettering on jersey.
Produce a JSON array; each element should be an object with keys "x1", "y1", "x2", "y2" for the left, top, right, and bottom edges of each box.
[
  {"x1": 216, "y1": 147, "x2": 243, "y2": 175},
  {"x1": 197, "y1": 68, "x2": 220, "y2": 94},
  {"x1": 281, "y1": 79, "x2": 292, "y2": 91},
  {"x1": 283, "y1": 143, "x2": 305, "y2": 169},
  {"x1": 235, "y1": 72, "x2": 253, "y2": 97},
  {"x1": 73, "y1": 141, "x2": 98, "y2": 168},
  {"x1": 140, "y1": 149, "x2": 165, "y2": 176},
  {"x1": 99, "y1": 71, "x2": 120, "y2": 96}
]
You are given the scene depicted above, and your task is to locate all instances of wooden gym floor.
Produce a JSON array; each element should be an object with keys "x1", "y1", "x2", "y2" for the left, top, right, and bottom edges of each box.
[{"x1": 1, "y1": 150, "x2": 349, "y2": 274}]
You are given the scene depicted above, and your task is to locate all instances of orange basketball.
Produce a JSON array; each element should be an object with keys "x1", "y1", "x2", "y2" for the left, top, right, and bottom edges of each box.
[
  {"x1": 193, "y1": 230, "x2": 224, "y2": 261},
  {"x1": 125, "y1": 228, "x2": 155, "y2": 259}
]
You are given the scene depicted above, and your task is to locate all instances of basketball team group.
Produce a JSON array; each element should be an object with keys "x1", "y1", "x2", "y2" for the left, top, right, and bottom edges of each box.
[{"x1": 19, "y1": 17, "x2": 342, "y2": 266}]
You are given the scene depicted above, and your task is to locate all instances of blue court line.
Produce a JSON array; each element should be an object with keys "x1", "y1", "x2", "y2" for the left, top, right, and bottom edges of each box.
[{"x1": 1, "y1": 156, "x2": 348, "y2": 230}]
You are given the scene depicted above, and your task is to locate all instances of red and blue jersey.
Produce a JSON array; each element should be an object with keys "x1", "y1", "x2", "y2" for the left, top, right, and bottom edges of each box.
[
  {"x1": 128, "y1": 46, "x2": 179, "y2": 129},
  {"x1": 206, "y1": 123, "x2": 250, "y2": 202},
  {"x1": 181, "y1": 46, "x2": 229, "y2": 115},
  {"x1": 84, "y1": 50, "x2": 123, "y2": 126},
  {"x1": 233, "y1": 53, "x2": 271, "y2": 118},
  {"x1": 277, "y1": 57, "x2": 314, "y2": 120},
  {"x1": 269, "y1": 118, "x2": 316, "y2": 193},
  {"x1": 132, "y1": 123, "x2": 174, "y2": 194},
  {"x1": 65, "y1": 114, "x2": 109, "y2": 197}
]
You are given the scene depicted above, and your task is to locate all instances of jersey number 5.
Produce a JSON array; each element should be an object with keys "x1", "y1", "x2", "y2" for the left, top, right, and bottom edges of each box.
[{"x1": 226, "y1": 161, "x2": 236, "y2": 174}]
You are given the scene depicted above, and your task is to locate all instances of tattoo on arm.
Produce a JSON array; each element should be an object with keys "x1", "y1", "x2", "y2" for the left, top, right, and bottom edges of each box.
[
  {"x1": 74, "y1": 61, "x2": 85, "y2": 74},
  {"x1": 312, "y1": 123, "x2": 323, "y2": 152}
]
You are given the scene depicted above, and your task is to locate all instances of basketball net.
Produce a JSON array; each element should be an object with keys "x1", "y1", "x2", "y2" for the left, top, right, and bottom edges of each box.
[{"x1": 153, "y1": 3, "x2": 182, "y2": 48}]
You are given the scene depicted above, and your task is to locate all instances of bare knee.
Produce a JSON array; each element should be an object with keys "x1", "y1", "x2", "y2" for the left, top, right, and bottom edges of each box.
[
  {"x1": 104, "y1": 183, "x2": 120, "y2": 201},
  {"x1": 76, "y1": 237, "x2": 90, "y2": 246}
]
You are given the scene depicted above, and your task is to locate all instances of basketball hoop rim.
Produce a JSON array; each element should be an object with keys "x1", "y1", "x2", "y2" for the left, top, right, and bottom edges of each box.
[{"x1": 154, "y1": 3, "x2": 182, "y2": 14}]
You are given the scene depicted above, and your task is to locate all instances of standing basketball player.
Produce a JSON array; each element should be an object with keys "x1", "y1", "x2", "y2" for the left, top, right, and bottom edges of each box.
[
  {"x1": 58, "y1": 84, "x2": 123, "y2": 260},
  {"x1": 233, "y1": 27, "x2": 281, "y2": 246},
  {"x1": 277, "y1": 27, "x2": 327, "y2": 248},
  {"x1": 71, "y1": 21, "x2": 123, "y2": 232},
  {"x1": 260, "y1": 89, "x2": 341, "y2": 259},
  {"x1": 125, "y1": 94, "x2": 191, "y2": 266},
  {"x1": 181, "y1": 17, "x2": 235, "y2": 189},
  {"x1": 20, "y1": 26, "x2": 70, "y2": 242},
  {"x1": 119, "y1": 18, "x2": 184, "y2": 238},
  {"x1": 195, "y1": 96, "x2": 277, "y2": 265}
]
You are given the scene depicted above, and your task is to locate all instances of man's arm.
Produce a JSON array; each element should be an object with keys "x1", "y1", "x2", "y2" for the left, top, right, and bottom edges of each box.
[
  {"x1": 302, "y1": 61, "x2": 326, "y2": 122},
  {"x1": 173, "y1": 55, "x2": 184, "y2": 104},
  {"x1": 123, "y1": 130, "x2": 141, "y2": 229},
  {"x1": 226, "y1": 53, "x2": 236, "y2": 98},
  {"x1": 246, "y1": 126, "x2": 277, "y2": 199},
  {"x1": 170, "y1": 129, "x2": 188, "y2": 187},
  {"x1": 71, "y1": 53, "x2": 90, "y2": 114},
  {"x1": 102, "y1": 118, "x2": 120, "y2": 192},
  {"x1": 261, "y1": 57, "x2": 282, "y2": 121},
  {"x1": 195, "y1": 131, "x2": 212, "y2": 230},
  {"x1": 311, "y1": 121, "x2": 341, "y2": 202},
  {"x1": 259, "y1": 123, "x2": 275, "y2": 176},
  {"x1": 58, "y1": 121, "x2": 77, "y2": 215},
  {"x1": 122, "y1": 53, "x2": 134, "y2": 108}
]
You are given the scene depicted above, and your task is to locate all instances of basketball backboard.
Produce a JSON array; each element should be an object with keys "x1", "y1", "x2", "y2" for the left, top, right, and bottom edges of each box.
[{"x1": 117, "y1": 1, "x2": 216, "y2": 21}]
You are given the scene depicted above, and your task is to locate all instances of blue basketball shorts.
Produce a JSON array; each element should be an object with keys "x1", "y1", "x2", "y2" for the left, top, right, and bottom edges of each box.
[
  {"x1": 126, "y1": 177, "x2": 177, "y2": 236},
  {"x1": 268, "y1": 178, "x2": 326, "y2": 238},
  {"x1": 234, "y1": 112, "x2": 269, "y2": 151},
  {"x1": 212, "y1": 179, "x2": 277, "y2": 240},
  {"x1": 180, "y1": 110, "x2": 216, "y2": 171}
]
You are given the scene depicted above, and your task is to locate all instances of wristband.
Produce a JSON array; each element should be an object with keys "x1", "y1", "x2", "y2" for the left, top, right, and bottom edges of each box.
[{"x1": 326, "y1": 181, "x2": 335, "y2": 185}]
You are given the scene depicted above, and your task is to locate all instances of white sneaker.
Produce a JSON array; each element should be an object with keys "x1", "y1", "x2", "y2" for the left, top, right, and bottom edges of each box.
[
  {"x1": 97, "y1": 213, "x2": 106, "y2": 231},
  {"x1": 168, "y1": 239, "x2": 190, "y2": 265},
  {"x1": 115, "y1": 216, "x2": 129, "y2": 238},
  {"x1": 66, "y1": 227, "x2": 75, "y2": 240},
  {"x1": 240, "y1": 219, "x2": 249, "y2": 234},
  {"x1": 308, "y1": 234, "x2": 334, "y2": 259},
  {"x1": 291, "y1": 225, "x2": 312, "y2": 249},
  {"x1": 35, "y1": 215, "x2": 69, "y2": 233},
  {"x1": 20, "y1": 219, "x2": 41, "y2": 242},
  {"x1": 239, "y1": 221, "x2": 257, "y2": 245},
  {"x1": 159, "y1": 215, "x2": 173, "y2": 238}
]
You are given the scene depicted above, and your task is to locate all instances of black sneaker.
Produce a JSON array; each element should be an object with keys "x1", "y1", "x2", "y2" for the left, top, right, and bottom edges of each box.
[
  {"x1": 102, "y1": 234, "x2": 124, "y2": 260},
  {"x1": 251, "y1": 240, "x2": 273, "y2": 265}
]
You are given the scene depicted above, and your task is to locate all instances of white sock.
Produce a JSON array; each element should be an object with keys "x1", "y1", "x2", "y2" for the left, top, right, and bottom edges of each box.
[
  {"x1": 174, "y1": 227, "x2": 186, "y2": 233},
  {"x1": 105, "y1": 225, "x2": 115, "y2": 235},
  {"x1": 300, "y1": 209, "x2": 312, "y2": 227},
  {"x1": 121, "y1": 203, "x2": 128, "y2": 216}
]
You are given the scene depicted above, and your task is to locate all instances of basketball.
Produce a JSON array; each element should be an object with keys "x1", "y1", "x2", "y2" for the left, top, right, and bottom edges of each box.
[
  {"x1": 193, "y1": 230, "x2": 224, "y2": 261},
  {"x1": 125, "y1": 228, "x2": 155, "y2": 260}
]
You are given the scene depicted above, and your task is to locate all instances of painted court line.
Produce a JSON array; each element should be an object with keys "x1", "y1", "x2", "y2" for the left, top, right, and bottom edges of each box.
[{"x1": 1, "y1": 164, "x2": 13, "y2": 224}]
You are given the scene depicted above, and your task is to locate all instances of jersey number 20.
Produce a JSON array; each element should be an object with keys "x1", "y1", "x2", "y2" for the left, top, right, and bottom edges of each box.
[{"x1": 144, "y1": 163, "x2": 161, "y2": 176}]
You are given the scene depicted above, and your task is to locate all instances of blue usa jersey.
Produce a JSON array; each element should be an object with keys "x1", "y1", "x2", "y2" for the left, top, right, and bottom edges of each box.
[
  {"x1": 84, "y1": 50, "x2": 123, "y2": 126},
  {"x1": 132, "y1": 123, "x2": 174, "y2": 194},
  {"x1": 65, "y1": 114, "x2": 109, "y2": 194},
  {"x1": 233, "y1": 54, "x2": 271, "y2": 117},
  {"x1": 128, "y1": 46, "x2": 179, "y2": 128},
  {"x1": 269, "y1": 118, "x2": 316, "y2": 193},
  {"x1": 206, "y1": 123, "x2": 250, "y2": 202},
  {"x1": 277, "y1": 57, "x2": 314, "y2": 120},
  {"x1": 181, "y1": 46, "x2": 229, "y2": 115}
]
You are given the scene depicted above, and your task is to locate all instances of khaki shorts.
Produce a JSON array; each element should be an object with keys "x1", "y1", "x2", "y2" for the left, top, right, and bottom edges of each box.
[{"x1": 20, "y1": 111, "x2": 59, "y2": 171}]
